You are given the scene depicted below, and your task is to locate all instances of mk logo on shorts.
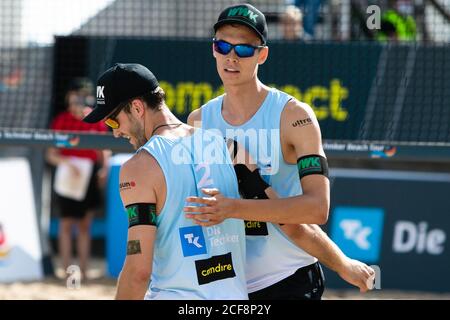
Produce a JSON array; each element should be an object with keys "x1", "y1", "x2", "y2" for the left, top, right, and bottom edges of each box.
[
  {"x1": 195, "y1": 252, "x2": 236, "y2": 285},
  {"x1": 179, "y1": 226, "x2": 207, "y2": 257},
  {"x1": 244, "y1": 220, "x2": 268, "y2": 236}
]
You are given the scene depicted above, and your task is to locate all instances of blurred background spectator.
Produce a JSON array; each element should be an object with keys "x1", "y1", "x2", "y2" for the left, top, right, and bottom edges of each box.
[
  {"x1": 294, "y1": 0, "x2": 323, "y2": 39},
  {"x1": 376, "y1": 0, "x2": 417, "y2": 41},
  {"x1": 45, "y1": 78, "x2": 110, "y2": 280},
  {"x1": 281, "y1": 5, "x2": 305, "y2": 40}
]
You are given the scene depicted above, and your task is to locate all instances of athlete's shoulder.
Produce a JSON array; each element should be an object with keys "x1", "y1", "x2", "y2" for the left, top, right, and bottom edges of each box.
[
  {"x1": 121, "y1": 151, "x2": 160, "y2": 181},
  {"x1": 264, "y1": 87, "x2": 297, "y2": 115},
  {"x1": 281, "y1": 98, "x2": 322, "y2": 144},
  {"x1": 187, "y1": 94, "x2": 224, "y2": 126},
  {"x1": 282, "y1": 98, "x2": 318, "y2": 123},
  {"x1": 280, "y1": 98, "x2": 324, "y2": 155},
  {"x1": 119, "y1": 151, "x2": 160, "y2": 206},
  {"x1": 187, "y1": 108, "x2": 202, "y2": 126},
  {"x1": 269, "y1": 86, "x2": 292, "y2": 99}
]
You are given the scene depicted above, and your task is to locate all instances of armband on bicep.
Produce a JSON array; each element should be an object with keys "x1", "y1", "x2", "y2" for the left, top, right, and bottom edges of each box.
[
  {"x1": 125, "y1": 203, "x2": 157, "y2": 228},
  {"x1": 297, "y1": 154, "x2": 329, "y2": 180},
  {"x1": 234, "y1": 164, "x2": 269, "y2": 199}
]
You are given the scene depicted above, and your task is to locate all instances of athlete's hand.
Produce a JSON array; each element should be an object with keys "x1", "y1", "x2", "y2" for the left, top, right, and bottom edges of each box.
[
  {"x1": 337, "y1": 258, "x2": 376, "y2": 293},
  {"x1": 184, "y1": 188, "x2": 236, "y2": 226}
]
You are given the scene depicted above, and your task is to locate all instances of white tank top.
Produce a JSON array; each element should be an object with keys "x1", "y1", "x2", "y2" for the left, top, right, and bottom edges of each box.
[
  {"x1": 200, "y1": 88, "x2": 317, "y2": 292},
  {"x1": 138, "y1": 129, "x2": 247, "y2": 299}
]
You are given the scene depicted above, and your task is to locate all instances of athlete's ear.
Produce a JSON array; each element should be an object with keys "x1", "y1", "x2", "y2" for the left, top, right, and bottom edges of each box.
[
  {"x1": 257, "y1": 46, "x2": 269, "y2": 65},
  {"x1": 212, "y1": 43, "x2": 217, "y2": 58},
  {"x1": 130, "y1": 99, "x2": 145, "y2": 118}
]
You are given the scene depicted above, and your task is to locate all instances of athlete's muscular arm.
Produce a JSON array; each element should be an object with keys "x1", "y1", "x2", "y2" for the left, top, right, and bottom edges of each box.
[
  {"x1": 115, "y1": 152, "x2": 160, "y2": 300},
  {"x1": 275, "y1": 99, "x2": 330, "y2": 223},
  {"x1": 184, "y1": 100, "x2": 328, "y2": 225},
  {"x1": 282, "y1": 224, "x2": 375, "y2": 292},
  {"x1": 274, "y1": 101, "x2": 377, "y2": 289}
]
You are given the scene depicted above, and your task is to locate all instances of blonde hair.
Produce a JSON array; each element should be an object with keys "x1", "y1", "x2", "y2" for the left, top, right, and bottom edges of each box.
[
  {"x1": 283, "y1": 5, "x2": 303, "y2": 23},
  {"x1": 282, "y1": 5, "x2": 303, "y2": 40}
]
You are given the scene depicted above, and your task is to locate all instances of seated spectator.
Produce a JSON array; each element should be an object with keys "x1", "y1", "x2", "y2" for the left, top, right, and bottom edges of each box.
[{"x1": 282, "y1": 5, "x2": 304, "y2": 40}]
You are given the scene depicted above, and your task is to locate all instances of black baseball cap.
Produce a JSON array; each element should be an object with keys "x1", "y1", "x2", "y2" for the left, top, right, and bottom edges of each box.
[
  {"x1": 214, "y1": 3, "x2": 268, "y2": 44},
  {"x1": 83, "y1": 63, "x2": 159, "y2": 123}
]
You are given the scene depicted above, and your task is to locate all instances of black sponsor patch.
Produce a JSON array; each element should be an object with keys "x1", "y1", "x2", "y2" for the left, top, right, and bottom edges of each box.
[
  {"x1": 195, "y1": 252, "x2": 236, "y2": 285},
  {"x1": 244, "y1": 220, "x2": 269, "y2": 236}
]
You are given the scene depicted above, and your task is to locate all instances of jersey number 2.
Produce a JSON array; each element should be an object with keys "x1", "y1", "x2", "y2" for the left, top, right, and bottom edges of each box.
[{"x1": 195, "y1": 163, "x2": 214, "y2": 189}]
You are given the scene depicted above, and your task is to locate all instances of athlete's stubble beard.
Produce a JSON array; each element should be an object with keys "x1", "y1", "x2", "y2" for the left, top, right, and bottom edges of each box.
[{"x1": 127, "y1": 112, "x2": 148, "y2": 150}]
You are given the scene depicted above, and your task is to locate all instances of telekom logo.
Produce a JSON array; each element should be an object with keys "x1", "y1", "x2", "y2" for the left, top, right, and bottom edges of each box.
[{"x1": 184, "y1": 233, "x2": 203, "y2": 248}]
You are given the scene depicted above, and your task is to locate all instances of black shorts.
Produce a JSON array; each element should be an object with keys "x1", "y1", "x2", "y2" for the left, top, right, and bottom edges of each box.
[
  {"x1": 56, "y1": 164, "x2": 102, "y2": 219},
  {"x1": 248, "y1": 262, "x2": 325, "y2": 300}
]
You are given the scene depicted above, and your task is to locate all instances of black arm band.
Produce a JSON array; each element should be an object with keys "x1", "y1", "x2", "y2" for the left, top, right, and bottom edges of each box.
[
  {"x1": 125, "y1": 203, "x2": 157, "y2": 228},
  {"x1": 232, "y1": 139, "x2": 238, "y2": 160},
  {"x1": 297, "y1": 154, "x2": 329, "y2": 179},
  {"x1": 224, "y1": 138, "x2": 239, "y2": 160},
  {"x1": 234, "y1": 164, "x2": 269, "y2": 199}
]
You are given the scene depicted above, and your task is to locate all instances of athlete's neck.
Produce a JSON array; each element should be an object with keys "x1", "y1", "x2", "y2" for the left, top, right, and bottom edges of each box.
[
  {"x1": 222, "y1": 79, "x2": 270, "y2": 126},
  {"x1": 145, "y1": 106, "x2": 190, "y2": 139}
]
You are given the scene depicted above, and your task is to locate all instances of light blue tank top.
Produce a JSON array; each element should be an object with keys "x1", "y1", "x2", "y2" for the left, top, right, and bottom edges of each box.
[
  {"x1": 200, "y1": 88, "x2": 317, "y2": 293},
  {"x1": 138, "y1": 129, "x2": 247, "y2": 299}
]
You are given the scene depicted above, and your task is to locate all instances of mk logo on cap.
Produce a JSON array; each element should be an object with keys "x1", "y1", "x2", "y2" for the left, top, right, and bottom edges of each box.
[
  {"x1": 96, "y1": 86, "x2": 105, "y2": 104},
  {"x1": 228, "y1": 6, "x2": 258, "y2": 23}
]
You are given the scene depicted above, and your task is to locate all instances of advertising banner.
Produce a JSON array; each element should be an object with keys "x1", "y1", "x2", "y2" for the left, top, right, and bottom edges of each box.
[
  {"x1": 324, "y1": 169, "x2": 450, "y2": 292},
  {"x1": 0, "y1": 158, "x2": 43, "y2": 282}
]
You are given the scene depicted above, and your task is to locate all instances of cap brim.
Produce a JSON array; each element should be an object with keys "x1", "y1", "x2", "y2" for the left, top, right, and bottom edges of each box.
[
  {"x1": 82, "y1": 107, "x2": 109, "y2": 123},
  {"x1": 214, "y1": 19, "x2": 265, "y2": 43}
]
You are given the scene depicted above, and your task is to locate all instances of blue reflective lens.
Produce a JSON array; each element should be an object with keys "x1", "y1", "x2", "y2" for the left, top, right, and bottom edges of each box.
[
  {"x1": 215, "y1": 40, "x2": 233, "y2": 54},
  {"x1": 213, "y1": 39, "x2": 259, "y2": 58},
  {"x1": 234, "y1": 45, "x2": 255, "y2": 57}
]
